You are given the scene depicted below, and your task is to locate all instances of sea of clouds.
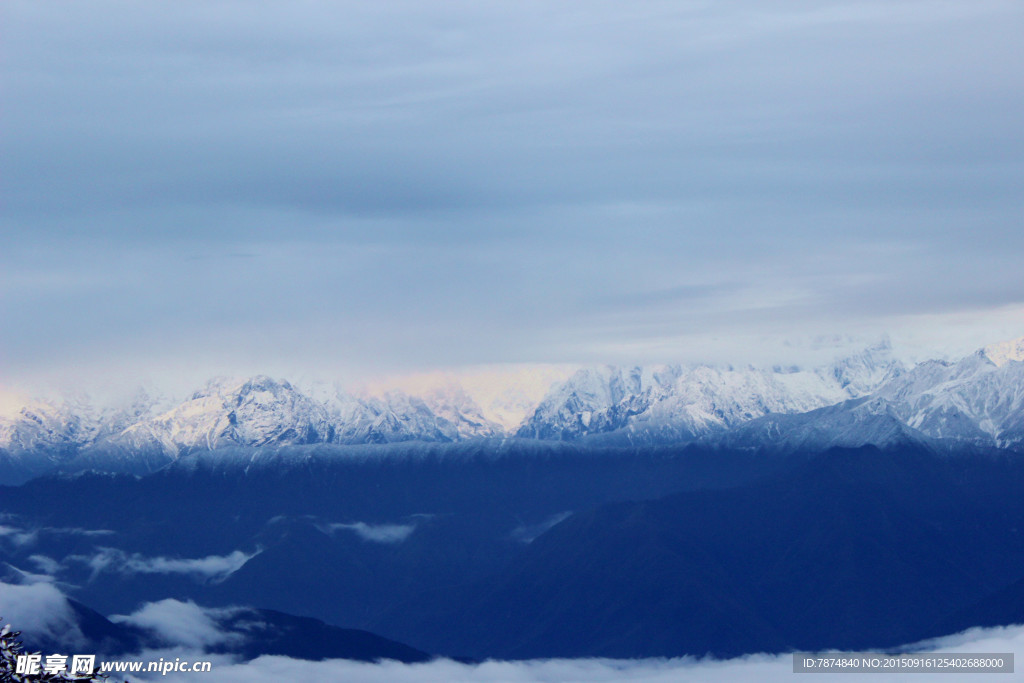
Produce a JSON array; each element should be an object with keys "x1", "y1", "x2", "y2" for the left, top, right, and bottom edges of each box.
[
  {"x1": 2, "y1": 575, "x2": 1020, "y2": 683},
  {"x1": 128, "y1": 622, "x2": 1024, "y2": 683}
]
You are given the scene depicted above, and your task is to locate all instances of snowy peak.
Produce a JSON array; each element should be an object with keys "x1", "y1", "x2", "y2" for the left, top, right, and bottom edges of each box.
[
  {"x1": 104, "y1": 374, "x2": 505, "y2": 456},
  {"x1": 827, "y1": 337, "x2": 902, "y2": 395},
  {"x1": 872, "y1": 345, "x2": 1024, "y2": 447},
  {"x1": 2, "y1": 335, "x2": 1023, "y2": 482},
  {"x1": 111, "y1": 375, "x2": 334, "y2": 456},
  {"x1": 718, "y1": 395, "x2": 932, "y2": 453},
  {"x1": 328, "y1": 388, "x2": 497, "y2": 444},
  {"x1": 0, "y1": 398, "x2": 99, "y2": 456},
  {"x1": 725, "y1": 338, "x2": 1024, "y2": 452},
  {"x1": 515, "y1": 366, "x2": 668, "y2": 440},
  {"x1": 982, "y1": 336, "x2": 1024, "y2": 367},
  {"x1": 517, "y1": 343, "x2": 904, "y2": 443},
  {"x1": 354, "y1": 365, "x2": 575, "y2": 433},
  {"x1": 216, "y1": 375, "x2": 334, "y2": 447},
  {"x1": 455, "y1": 365, "x2": 576, "y2": 431},
  {"x1": 419, "y1": 383, "x2": 505, "y2": 440},
  {"x1": 92, "y1": 387, "x2": 168, "y2": 440}
]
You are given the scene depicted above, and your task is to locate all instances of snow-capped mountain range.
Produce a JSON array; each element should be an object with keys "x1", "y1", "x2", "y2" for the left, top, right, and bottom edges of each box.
[
  {"x1": 720, "y1": 337, "x2": 1024, "y2": 453},
  {"x1": 515, "y1": 340, "x2": 900, "y2": 442},
  {"x1": 1, "y1": 337, "x2": 1022, "y2": 482}
]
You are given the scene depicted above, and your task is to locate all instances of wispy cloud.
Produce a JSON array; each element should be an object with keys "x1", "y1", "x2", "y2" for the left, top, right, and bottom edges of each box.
[
  {"x1": 68, "y1": 548, "x2": 258, "y2": 583},
  {"x1": 511, "y1": 511, "x2": 573, "y2": 543},
  {"x1": 0, "y1": 523, "x2": 115, "y2": 549},
  {"x1": 0, "y1": 525, "x2": 37, "y2": 547},
  {"x1": 323, "y1": 522, "x2": 416, "y2": 544},
  {"x1": 26, "y1": 555, "x2": 61, "y2": 575}
]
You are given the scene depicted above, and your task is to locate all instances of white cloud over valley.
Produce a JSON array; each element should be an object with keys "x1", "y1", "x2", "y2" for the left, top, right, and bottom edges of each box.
[
  {"x1": 68, "y1": 548, "x2": 257, "y2": 583},
  {"x1": 128, "y1": 623, "x2": 1024, "y2": 683},
  {"x1": 111, "y1": 599, "x2": 243, "y2": 650},
  {"x1": 0, "y1": 581, "x2": 85, "y2": 649}
]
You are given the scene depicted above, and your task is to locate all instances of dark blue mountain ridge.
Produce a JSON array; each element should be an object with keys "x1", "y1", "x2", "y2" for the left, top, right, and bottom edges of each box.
[
  {"x1": 397, "y1": 445, "x2": 1024, "y2": 658},
  {"x1": 4, "y1": 440, "x2": 1024, "y2": 660}
]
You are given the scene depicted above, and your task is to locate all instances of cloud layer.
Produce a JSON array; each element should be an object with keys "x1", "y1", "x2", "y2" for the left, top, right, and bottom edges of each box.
[
  {"x1": 111, "y1": 599, "x2": 242, "y2": 650},
  {"x1": 4, "y1": 585, "x2": 1021, "y2": 683},
  {"x1": 0, "y1": 581, "x2": 85, "y2": 649},
  {"x1": 127, "y1": 623, "x2": 1024, "y2": 683},
  {"x1": 2, "y1": 1, "x2": 1023, "y2": 390}
]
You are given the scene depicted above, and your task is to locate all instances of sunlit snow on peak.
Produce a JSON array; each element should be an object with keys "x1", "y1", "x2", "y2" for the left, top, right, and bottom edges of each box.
[
  {"x1": 0, "y1": 389, "x2": 33, "y2": 420},
  {"x1": 361, "y1": 364, "x2": 578, "y2": 431},
  {"x1": 982, "y1": 336, "x2": 1024, "y2": 367}
]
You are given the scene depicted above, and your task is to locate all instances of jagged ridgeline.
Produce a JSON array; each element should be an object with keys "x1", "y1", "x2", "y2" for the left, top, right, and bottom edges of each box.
[{"x1": 3, "y1": 337, "x2": 1024, "y2": 483}]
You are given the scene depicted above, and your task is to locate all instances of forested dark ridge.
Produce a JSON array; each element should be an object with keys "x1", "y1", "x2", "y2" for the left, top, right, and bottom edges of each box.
[{"x1": 2, "y1": 443, "x2": 1023, "y2": 659}]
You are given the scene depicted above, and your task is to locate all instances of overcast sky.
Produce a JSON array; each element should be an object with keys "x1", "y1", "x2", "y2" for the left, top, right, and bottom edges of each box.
[{"x1": 2, "y1": 1, "x2": 1023, "y2": 394}]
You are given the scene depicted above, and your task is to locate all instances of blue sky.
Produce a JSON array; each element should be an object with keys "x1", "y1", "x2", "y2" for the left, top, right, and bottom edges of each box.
[{"x1": 2, "y1": 1, "x2": 1023, "y2": 393}]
